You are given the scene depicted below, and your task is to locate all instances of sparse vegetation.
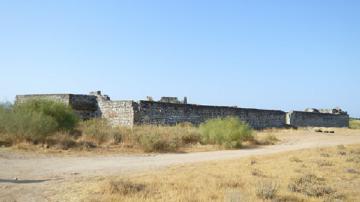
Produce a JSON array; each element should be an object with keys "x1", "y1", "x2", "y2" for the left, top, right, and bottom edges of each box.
[
  {"x1": 256, "y1": 133, "x2": 279, "y2": 145},
  {"x1": 256, "y1": 180, "x2": 279, "y2": 200},
  {"x1": 1, "y1": 108, "x2": 266, "y2": 152},
  {"x1": 135, "y1": 126, "x2": 183, "y2": 152},
  {"x1": 75, "y1": 144, "x2": 360, "y2": 202},
  {"x1": 80, "y1": 119, "x2": 124, "y2": 144},
  {"x1": 105, "y1": 180, "x2": 146, "y2": 195},
  {"x1": 199, "y1": 117, "x2": 254, "y2": 148}
]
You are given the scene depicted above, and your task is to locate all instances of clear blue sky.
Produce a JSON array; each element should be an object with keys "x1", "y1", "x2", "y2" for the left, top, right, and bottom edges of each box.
[{"x1": 0, "y1": 0, "x2": 359, "y2": 117}]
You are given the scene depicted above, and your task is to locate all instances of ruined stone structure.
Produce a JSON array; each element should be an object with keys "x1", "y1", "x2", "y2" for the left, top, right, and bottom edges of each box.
[{"x1": 15, "y1": 91, "x2": 349, "y2": 129}]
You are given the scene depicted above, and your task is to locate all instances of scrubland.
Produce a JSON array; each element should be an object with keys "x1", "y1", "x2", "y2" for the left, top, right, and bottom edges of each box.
[
  {"x1": 79, "y1": 144, "x2": 360, "y2": 202},
  {"x1": 0, "y1": 99, "x2": 276, "y2": 153},
  {"x1": 2, "y1": 100, "x2": 360, "y2": 202}
]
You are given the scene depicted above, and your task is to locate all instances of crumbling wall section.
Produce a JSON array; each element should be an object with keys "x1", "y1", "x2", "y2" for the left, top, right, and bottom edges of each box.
[
  {"x1": 69, "y1": 95, "x2": 98, "y2": 119},
  {"x1": 97, "y1": 99, "x2": 138, "y2": 127},
  {"x1": 287, "y1": 111, "x2": 349, "y2": 127},
  {"x1": 135, "y1": 101, "x2": 286, "y2": 129}
]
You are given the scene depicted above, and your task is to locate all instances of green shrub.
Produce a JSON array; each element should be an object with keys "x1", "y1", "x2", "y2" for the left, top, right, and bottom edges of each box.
[
  {"x1": 14, "y1": 99, "x2": 79, "y2": 131},
  {"x1": 8, "y1": 110, "x2": 58, "y2": 141},
  {"x1": 80, "y1": 119, "x2": 124, "y2": 144},
  {"x1": 199, "y1": 117, "x2": 253, "y2": 148},
  {"x1": 350, "y1": 119, "x2": 360, "y2": 129},
  {"x1": 0, "y1": 99, "x2": 78, "y2": 143}
]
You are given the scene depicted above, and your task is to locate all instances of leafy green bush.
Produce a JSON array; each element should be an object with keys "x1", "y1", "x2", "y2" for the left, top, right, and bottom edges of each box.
[
  {"x1": 14, "y1": 99, "x2": 79, "y2": 131},
  {"x1": 0, "y1": 99, "x2": 78, "y2": 143},
  {"x1": 80, "y1": 119, "x2": 124, "y2": 144},
  {"x1": 199, "y1": 117, "x2": 253, "y2": 148}
]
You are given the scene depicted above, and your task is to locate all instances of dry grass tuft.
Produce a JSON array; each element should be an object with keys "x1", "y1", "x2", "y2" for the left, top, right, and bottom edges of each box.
[
  {"x1": 251, "y1": 168, "x2": 266, "y2": 177},
  {"x1": 289, "y1": 156, "x2": 303, "y2": 163},
  {"x1": 256, "y1": 134, "x2": 280, "y2": 145},
  {"x1": 288, "y1": 174, "x2": 335, "y2": 197},
  {"x1": 255, "y1": 180, "x2": 279, "y2": 200},
  {"x1": 105, "y1": 180, "x2": 146, "y2": 195},
  {"x1": 313, "y1": 159, "x2": 334, "y2": 167}
]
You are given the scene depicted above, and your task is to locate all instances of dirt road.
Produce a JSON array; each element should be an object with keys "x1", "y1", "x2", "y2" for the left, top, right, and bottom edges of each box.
[{"x1": 1, "y1": 129, "x2": 359, "y2": 201}]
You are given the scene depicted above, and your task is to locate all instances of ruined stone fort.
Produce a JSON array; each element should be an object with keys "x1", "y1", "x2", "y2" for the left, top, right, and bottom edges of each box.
[{"x1": 16, "y1": 91, "x2": 349, "y2": 129}]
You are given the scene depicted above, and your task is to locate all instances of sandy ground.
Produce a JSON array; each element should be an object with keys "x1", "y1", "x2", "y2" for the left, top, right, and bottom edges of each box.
[{"x1": 0, "y1": 128, "x2": 359, "y2": 201}]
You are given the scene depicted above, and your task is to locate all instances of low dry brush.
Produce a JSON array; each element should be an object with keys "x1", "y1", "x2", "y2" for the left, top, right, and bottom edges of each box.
[
  {"x1": 133, "y1": 124, "x2": 201, "y2": 152},
  {"x1": 288, "y1": 174, "x2": 335, "y2": 197},
  {"x1": 256, "y1": 180, "x2": 279, "y2": 200},
  {"x1": 1, "y1": 104, "x2": 259, "y2": 152},
  {"x1": 105, "y1": 179, "x2": 147, "y2": 195}
]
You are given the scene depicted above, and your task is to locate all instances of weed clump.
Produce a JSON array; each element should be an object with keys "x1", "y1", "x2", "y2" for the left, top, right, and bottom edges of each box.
[
  {"x1": 106, "y1": 180, "x2": 146, "y2": 195},
  {"x1": 199, "y1": 117, "x2": 253, "y2": 148},
  {"x1": 256, "y1": 134, "x2": 279, "y2": 145}
]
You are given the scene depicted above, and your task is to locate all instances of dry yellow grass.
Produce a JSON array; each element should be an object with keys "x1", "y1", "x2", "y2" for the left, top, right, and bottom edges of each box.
[{"x1": 77, "y1": 144, "x2": 360, "y2": 202}]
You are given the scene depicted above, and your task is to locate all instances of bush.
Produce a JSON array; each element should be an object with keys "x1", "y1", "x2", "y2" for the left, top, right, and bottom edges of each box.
[
  {"x1": 80, "y1": 119, "x2": 124, "y2": 144},
  {"x1": 134, "y1": 126, "x2": 183, "y2": 152},
  {"x1": 0, "y1": 99, "x2": 79, "y2": 143},
  {"x1": 14, "y1": 99, "x2": 79, "y2": 131},
  {"x1": 199, "y1": 117, "x2": 253, "y2": 148}
]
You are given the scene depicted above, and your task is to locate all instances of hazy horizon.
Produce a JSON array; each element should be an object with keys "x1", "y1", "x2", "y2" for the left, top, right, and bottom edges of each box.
[{"x1": 0, "y1": 0, "x2": 359, "y2": 117}]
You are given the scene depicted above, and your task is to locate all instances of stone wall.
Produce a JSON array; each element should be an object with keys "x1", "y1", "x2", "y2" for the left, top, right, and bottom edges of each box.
[
  {"x1": 97, "y1": 99, "x2": 137, "y2": 127},
  {"x1": 69, "y1": 95, "x2": 98, "y2": 119},
  {"x1": 287, "y1": 111, "x2": 349, "y2": 128},
  {"x1": 15, "y1": 92, "x2": 350, "y2": 129},
  {"x1": 135, "y1": 101, "x2": 286, "y2": 129}
]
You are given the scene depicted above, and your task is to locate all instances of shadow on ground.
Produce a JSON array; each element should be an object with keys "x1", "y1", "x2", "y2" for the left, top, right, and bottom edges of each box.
[{"x1": 0, "y1": 178, "x2": 51, "y2": 184}]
